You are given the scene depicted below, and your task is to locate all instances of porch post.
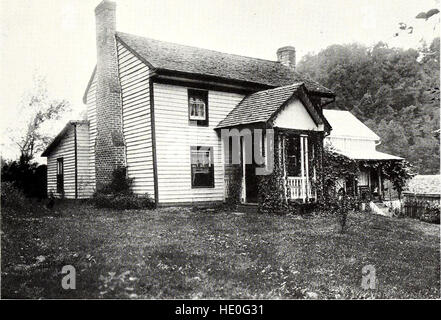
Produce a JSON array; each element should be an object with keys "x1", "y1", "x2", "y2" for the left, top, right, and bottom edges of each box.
[
  {"x1": 282, "y1": 135, "x2": 288, "y2": 203},
  {"x1": 300, "y1": 135, "x2": 306, "y2": 202},
  {"x1": 304, "y1": 135, "x2": 309, "y2": 200},
  {"x1": 241, "y1": 136, "x2": 246, "y2": 203},
  {"x1": 377, "y1": 165, "x2": 382, "y2": 200},
  {"x1": 312, "y1": 143, "x2": 317, "y2": 199}
]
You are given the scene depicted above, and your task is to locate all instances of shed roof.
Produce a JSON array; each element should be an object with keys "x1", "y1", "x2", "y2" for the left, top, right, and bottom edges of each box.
[
  {"x1": 41, "y1": 121, "x2": 88, "y2": 157},
  {"x1": 115, "y1": 32, "x2": 333, "y2": 95},
  {"x1": 332, "y1": 149, "x2": 403, "y2": 161},
  {"x1": 323, "y1": 109, "x2": 380, "y2": 141},
  {"x1": 216, "y1": 83, "x2": 326, "y2": 129},
  {"x1": 404, "y1": 175, "x2": 441, "y2": 196}
]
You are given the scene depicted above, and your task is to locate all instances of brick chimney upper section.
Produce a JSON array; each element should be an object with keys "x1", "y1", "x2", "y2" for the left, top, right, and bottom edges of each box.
[
  {"x1": 94, "y1": 0, "x2": 125, "y2": 190},
  {"x1": 277, "y1": 46, "x2": 296, "y2": 70}
]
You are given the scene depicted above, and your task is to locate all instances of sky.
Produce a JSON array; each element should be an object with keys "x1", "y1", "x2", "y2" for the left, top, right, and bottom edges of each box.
[{"x1": 0, "y1": 0, "x2": 439, "y2": 162}]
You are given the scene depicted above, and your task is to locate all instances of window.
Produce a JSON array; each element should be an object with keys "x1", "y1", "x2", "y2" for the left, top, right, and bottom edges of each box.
[
  {"x1": 191, "y1": 146, "x2": 214, "y2": 188},
  {"x1": 286, "y1": 136, "x2": 301, "y2": 176},
  {"x1": 188, "y1": 89, "x2": 208, "y2": 126},
  {"x1": 56, "y1": 158, "x2": 64, "y2": 193}
]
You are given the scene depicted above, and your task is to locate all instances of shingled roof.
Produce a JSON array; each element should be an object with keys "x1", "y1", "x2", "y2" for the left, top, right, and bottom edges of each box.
[
  {"x1": 404, "y1": 175, "x2": 441, "y2": 196},
  {"x1": 115, "y1": 32, "x2": 333, "y2": 95},
  {"x1": 216, "y1": 83, "x2": 326, "y2": 129}
]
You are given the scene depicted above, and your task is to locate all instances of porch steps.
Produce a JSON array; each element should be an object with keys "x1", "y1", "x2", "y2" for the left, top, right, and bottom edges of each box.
[
  {"x1": 237, "y1": 203, "x2": 258, "y2": 214},
  {"x1": 369, "y1": 201, "x2": 392, "y2": 217}
]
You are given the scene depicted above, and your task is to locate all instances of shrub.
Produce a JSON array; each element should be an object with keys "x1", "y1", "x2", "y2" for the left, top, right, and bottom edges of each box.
[
  {"x1": 1, "y1": 181, "x2": 50, "y2": 217},
  {"x1": 92, "y1": 166, "x2": 155, "y2": 210},
  {"x1": 93, "y1": 193, "x2": 155, "y2": 210},
  {"x1": 420, "y1": 203, "x2": 440, "y2": 224},
  {"x1": 315, "y1": 191, "x2": 359, "y2": 233},
  {"x1": 1, "y1": 160, "x2": 47, "y2": 199},
  {"x1": 1, "y1": 181, "x2": 28, "y2": 212},
  {"x1": 100, "y1": 166, "x2": 133, "y2": 195}
]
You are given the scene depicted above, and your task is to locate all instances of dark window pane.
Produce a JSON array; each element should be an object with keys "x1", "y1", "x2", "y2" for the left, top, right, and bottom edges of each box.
[{"x1": 191, "y1": 146, "x2": 214, "y2": 188}]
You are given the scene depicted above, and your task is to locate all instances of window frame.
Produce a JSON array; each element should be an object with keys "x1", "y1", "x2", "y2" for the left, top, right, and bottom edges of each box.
[
  {"x1": 188, "y1": 89, "x2": 209, "y2": 126},
  {"x1": 190, "y1": 146, "x2": 215, "y2": 188},
  {"x1": 56, "y1": 157, "x2": 64, "y2": 193}
]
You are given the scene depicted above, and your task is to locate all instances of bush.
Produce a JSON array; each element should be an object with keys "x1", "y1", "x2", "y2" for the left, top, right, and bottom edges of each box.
[
  {"x1": 1, "y1": 181, "x2": 50, "y2": 217},
  {"x1": 1, "y1": 160, "x2": 47, "y2": 199},
  {"x1": 92, "y1": 166, "x2": 155, "y2": 210},
  {"x1": 420, "y1": 203, "x2": 440, "y2": 224},
  {"x1": 1, "y1": 181, "x2": 28, "y2": 212},
  {"x1": 93, "y1": 193, "x2": 155, "y2": 210},
  {"x1": 100, "y1": 166, "x2": 133, "y2": 195},
  {"x1": 315, "y1": 191, "x2": 360, "y2": 233}
]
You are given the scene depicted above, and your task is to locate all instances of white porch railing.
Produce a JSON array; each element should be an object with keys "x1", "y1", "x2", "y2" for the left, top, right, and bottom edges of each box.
[{"x1": 287, "y1": 176, "x2": 313, "y2": 201}]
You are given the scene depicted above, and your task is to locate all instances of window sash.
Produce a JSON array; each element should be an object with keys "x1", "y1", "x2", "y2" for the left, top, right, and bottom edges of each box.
[
  {"x1": 57, "y1": 158, "x2": 63, "y2": 175},
  {"x1": 191, "y1": 146, "x2": 214, "y2": 188},
  {"x1": 188, "y1": 90, "x2": 208, "y2": 122},
  {"x1": 56, "y1": 158, "x2": 64, "y2": 193},
  {"x1": 189, "y1": 98, "x2": 206, "y2": 120}
]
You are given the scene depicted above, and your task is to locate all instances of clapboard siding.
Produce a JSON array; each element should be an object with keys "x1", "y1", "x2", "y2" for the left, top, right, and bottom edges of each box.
[
  {"x1": 76, "y1": 123, "x2": 94, "y2": 198},
  {"x1": 117, "y1": 40, "x2": 155, "y2": 198},
  {"x1": 325, "y1": 136, "x2": 376, "y2": 153},
  {"x1": 86, "y1": 74, "x2": 97, "y2": 193},
  {"x1": 47, "y1": 127, "x2": 76, "y2": 198},
  {"x1": 153, "y1": 83, "x2": 244, "y2": 203}
]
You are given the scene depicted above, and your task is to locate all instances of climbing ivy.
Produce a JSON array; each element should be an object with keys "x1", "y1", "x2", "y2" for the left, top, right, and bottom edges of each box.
[
  {"x1": 258, "y1": 132, "x2": 288, "y2": 214},
  {"x1": 322, "y1": 143, "x2": 359, "y2": 198},
  {"x1": 359, "y1": 159, "x2": 415, "y2": 201},
  {"x1": 225, "y1": 165, "x2": 242, "y2": 209}
]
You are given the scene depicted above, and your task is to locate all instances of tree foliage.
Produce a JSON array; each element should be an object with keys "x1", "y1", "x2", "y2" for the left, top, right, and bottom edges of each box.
[
  {"x1": 381, "y1": 160, "x2": 416, "y2": 200},
  {"x1": 1, "y1": 159, "x2": 47, "y2": 199},
  {"x1": 7, "y1": 75, "x2": 70, "y2": 164},
  {"x1": 298, "y1": 38, "x2": 440, "y2": 174}
]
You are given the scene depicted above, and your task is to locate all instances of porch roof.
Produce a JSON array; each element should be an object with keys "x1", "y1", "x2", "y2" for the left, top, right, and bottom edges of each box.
[
  {"x1": 334, "y1": 148, "x2": 403, "y2": 161},
  {"x1": 216, "y1": 83, "x2": 327, "y2": 129}
]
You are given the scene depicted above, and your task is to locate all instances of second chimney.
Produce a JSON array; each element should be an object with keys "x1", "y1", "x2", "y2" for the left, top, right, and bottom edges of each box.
[
  {"x1": 277, "y1": 46, "x2": 296, "y2": 70},
  {"x1": 94, "y1": 0, "x2": 125, "y2": 190}
]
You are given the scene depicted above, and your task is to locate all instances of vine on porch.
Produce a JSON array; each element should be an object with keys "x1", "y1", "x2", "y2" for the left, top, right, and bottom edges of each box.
[
  {"x1": 225, "y1": 164, "x2": 242, "y2": 209},
  {"x1": 257, "y1": 130, "x2": 325, "y2": 214},
  {"x1": 358, "y1": 159, "x2": 415, "y2": 201},
  {"x1": 321, "y1": 143, "x2": 360, "y2": 198},
  {"x1": 258, "y1": 132, "x2": 288, "y2": 214}
]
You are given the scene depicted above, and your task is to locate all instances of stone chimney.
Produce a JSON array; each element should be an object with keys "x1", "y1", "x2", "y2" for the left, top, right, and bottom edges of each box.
[
  {"x1": 94, "y1": 0, "x2": 125, "y2": 190},
  {"x1": 277, "y1": 46, "x2": 296, "y2": 70}
]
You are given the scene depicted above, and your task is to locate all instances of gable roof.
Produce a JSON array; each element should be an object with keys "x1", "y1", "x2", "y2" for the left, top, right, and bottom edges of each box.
[
  {"x1": 115, "y1": 32, "x2": 333, "y2": 96},
  {"x1": 323, "y1": 109, "x2": 380, "y2": 141},
  {"x1": 41, "y1": 121, "x2": 88, "y2": 157},
  {"x1": 404, "y1": 175, "x2": 441, "y2": 196},
  {"x1": 216, "y1": 83, "x2": 326, "y2": 129}
]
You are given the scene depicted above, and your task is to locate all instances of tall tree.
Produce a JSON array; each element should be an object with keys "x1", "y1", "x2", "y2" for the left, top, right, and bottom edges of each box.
[
  {"x1": 298, "y1": 38, "x2": 440, "y2": 174},
  {"x1": 8, "y1": 75, "x2": 70, "y2": 164}
]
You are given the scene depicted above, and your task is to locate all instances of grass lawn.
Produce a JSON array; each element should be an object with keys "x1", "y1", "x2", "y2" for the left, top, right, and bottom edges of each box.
[{"x1": 1, "y1": 201, "x2": 439, "y2": 299}]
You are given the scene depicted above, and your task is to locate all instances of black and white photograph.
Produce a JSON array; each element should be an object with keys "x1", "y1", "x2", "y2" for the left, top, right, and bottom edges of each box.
[{"x1": 0, "y1": 0, "x2": 440, "y2": 304}]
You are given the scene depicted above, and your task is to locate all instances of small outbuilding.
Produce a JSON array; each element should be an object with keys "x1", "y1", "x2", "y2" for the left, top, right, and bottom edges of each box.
[
  {"x1": 403, "y1": 175, "x2": 440, "y2": 204},
  {"x1": 41, "y1": 121, "x2": 94, "y2": 199}
]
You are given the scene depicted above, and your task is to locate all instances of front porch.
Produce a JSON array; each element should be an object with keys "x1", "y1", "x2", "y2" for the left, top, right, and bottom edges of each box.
[{"x1": 223, "y1": 128, "x2": 323, "y2": 204}]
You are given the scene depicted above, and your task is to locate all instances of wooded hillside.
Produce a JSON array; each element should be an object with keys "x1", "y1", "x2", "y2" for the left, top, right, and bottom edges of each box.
[{"x1": 298, "y1": 38, "x2": 440, "y2": 174}]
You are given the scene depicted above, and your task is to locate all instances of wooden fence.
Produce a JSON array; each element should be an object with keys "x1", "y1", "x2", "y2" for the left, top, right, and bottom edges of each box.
[{"x1": 403, "y1": 199, "x2": 440, "y2": 219}]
